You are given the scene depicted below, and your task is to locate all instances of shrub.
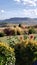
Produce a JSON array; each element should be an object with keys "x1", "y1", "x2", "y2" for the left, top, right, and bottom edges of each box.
[
  {"x1": 19, "y1": 24, "x2": 21, "y2": 27},
  {"x1": 0, "y1": 42, "x2": 15, "y2": 65},
  {"x1": 4, "y1": 28, "x2": 15, "y2": 36},
  {"x1": 0, "y1": 32, "x2": 5, "y2": 37},
  {"x1": 28, "y1": 28, "x2": 35, "y2": 34},
  {"x1": 15, "y1": 40, "x2": 37, "y2": 65}
]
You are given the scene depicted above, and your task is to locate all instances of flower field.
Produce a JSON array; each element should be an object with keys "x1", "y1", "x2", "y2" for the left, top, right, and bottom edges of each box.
[
  {"x1": 0, "y1": 34, "x2": 37, "y2": 43},
  {"x1": 0, "y1": 35, "x2": 37, "y2": 65},
  {"x1": 0, "y1": 42, "x2": 15, "y2": 65}
]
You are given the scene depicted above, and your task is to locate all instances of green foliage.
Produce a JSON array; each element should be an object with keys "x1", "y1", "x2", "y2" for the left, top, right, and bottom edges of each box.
[
  {"x1": 15, "y1": 42, "x2": 37, "y2": 65},
  {"x1": 24, "y1": 35, "x2": 28, "y2": 39},
  {"x1": 28, "y1": 28, "x2": 36, "y2": 34},
  {"x1": 0, "y1": 43, "x2": 15, "y2": 65},
  {"x1": 0, "y1": 36, "x2": 37, "y2": 65},
  {"x1": 7, "y1": 36, "x2": 20, "y2": 48},
  {"x1": 0, "y1": 32, "x2": 4, "y2": 37}
]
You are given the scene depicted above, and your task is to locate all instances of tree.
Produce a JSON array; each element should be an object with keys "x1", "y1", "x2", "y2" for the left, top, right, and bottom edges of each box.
[{"x1": 19, "y1": 24, "x2": 21, "y2": 27}]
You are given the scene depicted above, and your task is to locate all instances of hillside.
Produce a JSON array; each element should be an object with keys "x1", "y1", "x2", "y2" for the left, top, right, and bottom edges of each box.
[{"x1": 0, "y1": 17, "x2": 37, "y2": 25}]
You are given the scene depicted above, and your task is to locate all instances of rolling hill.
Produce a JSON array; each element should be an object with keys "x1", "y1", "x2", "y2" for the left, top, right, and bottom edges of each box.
[{"x1": 0, "y1": 17, "x2": 37, "y2": 25}]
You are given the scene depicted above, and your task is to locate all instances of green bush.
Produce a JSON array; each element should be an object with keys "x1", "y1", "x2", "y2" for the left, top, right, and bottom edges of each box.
[
  {"x1": 15, "y1": 42, "x2": 37, "y2": 65},
  {"x1": 28, "y1": 28, "x2": 36, "y2": 34},
  {"x1": 0, "y1": 43, "x2": 15, "y2": 65},
  {"x1": 0, "y1": 32, "x2": 4, "y2": 37}
]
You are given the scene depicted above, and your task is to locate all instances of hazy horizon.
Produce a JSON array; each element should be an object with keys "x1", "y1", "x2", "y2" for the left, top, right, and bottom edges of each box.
[{"x1": 0, "y1": 17, "x2": 37, "y2": 20}]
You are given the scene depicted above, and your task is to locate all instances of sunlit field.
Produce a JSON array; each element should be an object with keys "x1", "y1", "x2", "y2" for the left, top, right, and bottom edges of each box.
[
  {"x1": 0, "y1": 24, "x2": 37, "y2": 65},
  {"x1": 0, "y1": 0, "x2": 37, "y2": 64},
  {"x1": 0, "y1": 34, "x2": 37, "y2": 43}
]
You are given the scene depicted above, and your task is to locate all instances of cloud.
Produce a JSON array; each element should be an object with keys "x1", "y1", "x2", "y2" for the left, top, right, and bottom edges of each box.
[
  {"x1": 23, "y1": 9, "x2": 37, "y2": 17},
  {"x1": 1, "y1": 10, "x2": 5, "y2": 13},
  {"x1": 0, "y1": 9, "x2": 37, "y2": 20},
  {"x1": 14, "y1": 0, "x2": 37, "y2": 7},
  {"x1": 13, "y1": 0, "x2": 37, "y2": 17},
  {"x1": 0, "y1": 10, "x2": 20, "y2": 20},
  {"x1": 22, "y1": 0, "x2": 37, "y2": 6},
  {"x1": 14, "y1": 0, "x2": 20, "y2": 2},
  {"x1": 34, "y1": 9, "x2": 37, "y2": 15}
]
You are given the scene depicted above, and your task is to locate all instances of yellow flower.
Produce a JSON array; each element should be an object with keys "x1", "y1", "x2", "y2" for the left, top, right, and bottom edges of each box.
[{"x1": 0, "y1": 42, "x2": 14, "y2": 52}]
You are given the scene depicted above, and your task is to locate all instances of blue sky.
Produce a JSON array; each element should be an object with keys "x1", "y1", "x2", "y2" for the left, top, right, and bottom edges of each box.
[{"x1": 0, "y1": 0, "x2": 37, "y2": 20}]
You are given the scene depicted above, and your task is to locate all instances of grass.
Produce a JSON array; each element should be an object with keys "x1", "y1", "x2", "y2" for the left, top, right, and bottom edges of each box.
[
  {"x1": 0, "y1": 36, "x2": 20, "y2": 44},
  {"x1": 0, "y1": 34, "x2": 37, "y2": 44}
]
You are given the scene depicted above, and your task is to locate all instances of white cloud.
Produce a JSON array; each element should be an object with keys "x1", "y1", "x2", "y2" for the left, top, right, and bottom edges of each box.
[
  {"x1": 23, "y1": 9, "x2": 37, "y2": 17},
  {"x1": 28, "y1": 1, "x2": 36, "y2": 6},
  {"x1": 14, "y1": 0, "x2": 20, "y2": 2},
  {"x1": 0, "y1": 9, "x2": 37, "y2": 20},
  {"x1": 1, "y1": 10, "x2": 5, "y2": 13},
  {"x1": 14, "y1": 0, "x2": 37, "y2": 7},
  {"x1": 22, "y1": 0, "x2": 37, "y2": 6},
  {"x1": 34, "y1": 9, "x2": 37, "y2": 15}
]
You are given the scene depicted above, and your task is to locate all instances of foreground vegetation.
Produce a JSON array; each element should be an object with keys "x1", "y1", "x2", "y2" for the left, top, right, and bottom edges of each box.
[
  {"x1": 15, "y1": 39, "x2": 37, "y2": 65},
  {"x1": 0, "y1": 36, "x2": 37, "y2": 65},
  {"x1": 0, "y1": 42, "x2": 15, "y2": 65},
  {"x1": 0, "y1": 24, "x2": 37, "y2": 65}
]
